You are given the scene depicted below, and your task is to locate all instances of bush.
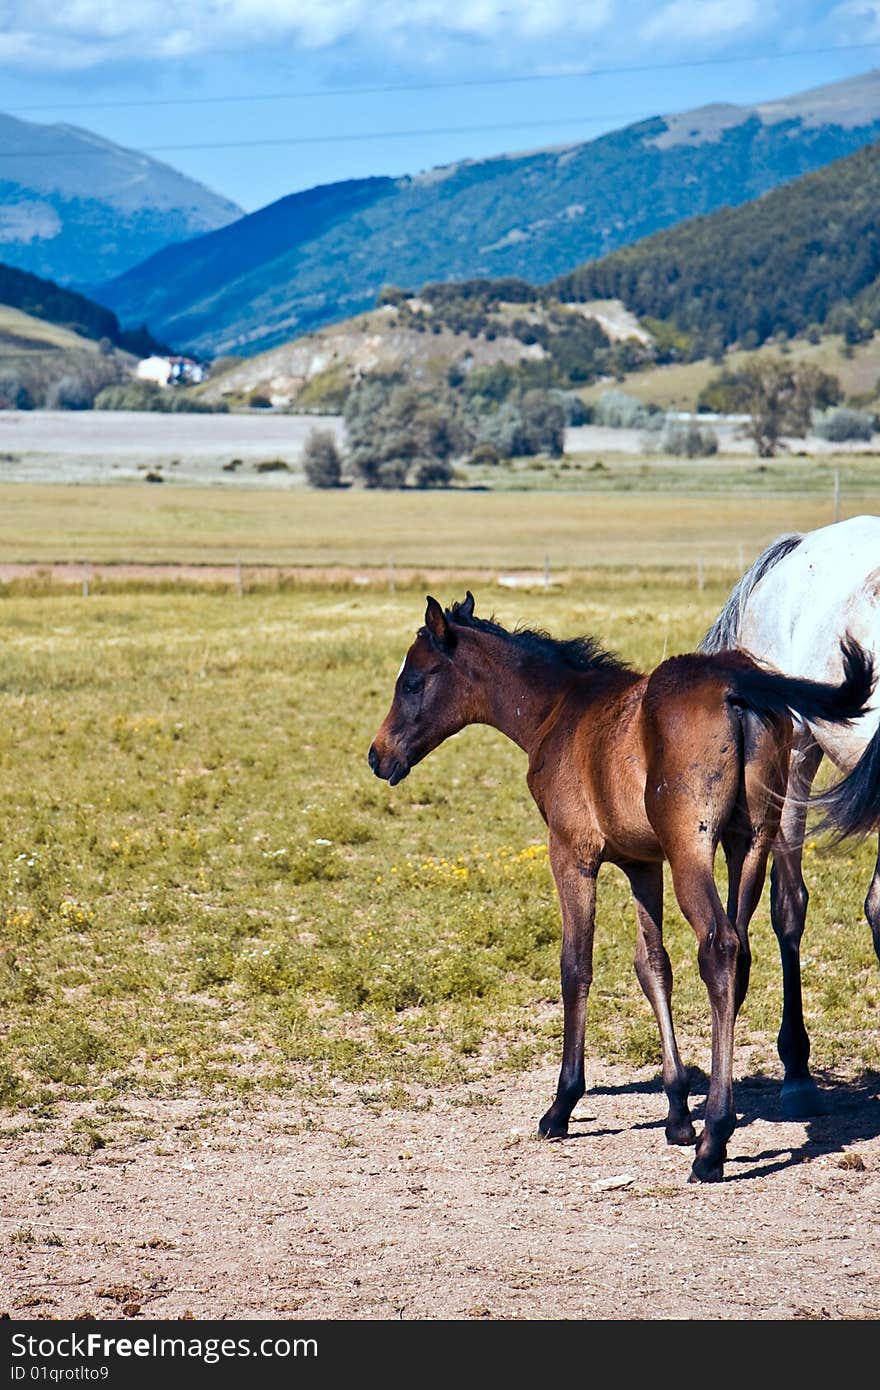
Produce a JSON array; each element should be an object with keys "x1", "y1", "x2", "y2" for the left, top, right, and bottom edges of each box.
[
  {"x1": 0, "y1": 1061, "x2": 23, "y2": 1106},
  {"x1": 376, "y1": 285, "x2": 410, "y2": 308},
  {"x1": 812, "y1": 407, "x2": 874, "y2": 442},
  {"x1": 46, "y1": 374, "x2": 94, "y2": 410},
  {"x1": 248, "y1": 393, "x2": 272, "y2": 408},
  {"x1": 593, "y1": 389, "x2": 658, "y2": 430},
  {"x1": 411, "y1": 457, "x2": 454, "y2": 487},
  {"x1": 463, "y1": 362, "x2": 522, "y2": 404},
  {"x1": 468, "y1": 441, "x2": 503, "y2": 467},
  {"x1": 167, "y1": 392, "x2": 226, "y2": 414},
  {"x1": 841, "y1": 314, "x2": 874, "y2": 347},
  {"x1": 345, "y1": 378, "x2": 472, "y2": 489},
  {"x1": 551, "y1": 390, "x2": 592, "y2": 425},
  {"x1": 376, "y1": 459, "x2": 409, "y2": 489},
  {"x1": 519, "y1": 389, "x2": 566, "y2": 456},
  {"x1": 303, "y1": 429, "x2": 343, "y2": 488},
  {"x1": 658, "y1": 419, "x2": 719, "y2": 457},
  {"x1": 94, "y1": 382, "x2": 225, "y2": 412},
  {"x1": 95, "y1": 381, "x2": 167, "y2": 411},
  {"x1": 0, "y1": 372, "x2": 32, "y2": 410},
  {"x1": 475, "y1": 400, "x2": 527, "y2": 457},
  {"x1": 473, "y1": 388, "x2": 566, "y2": 459},
  {"x1": 463, "y1": 358, "x2": 556, "y2": 405}
]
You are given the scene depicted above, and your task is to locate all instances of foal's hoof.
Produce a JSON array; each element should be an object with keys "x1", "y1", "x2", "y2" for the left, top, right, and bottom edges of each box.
[
  {"x1": 665, "y1": 1118, "x2": 698, "y2": 1147},
  {"x1": 781, "y1": 1079, "x2": 828, "y2": 1120},
  {"x1": 689, "y1": 1136, "x2": 727, "y2": 1183},
  {"x1": 688, "y1": 1158, "x2": 725, "y2": 1184},
  {"x1": 538, "y1": 1110, "x2": 568, "y2": 1140}
]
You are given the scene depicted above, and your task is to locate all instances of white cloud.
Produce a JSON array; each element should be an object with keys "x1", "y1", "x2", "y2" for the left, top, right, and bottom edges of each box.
[
  {"x1": 0, "y1": 1, "x2": 614, "y2": 68},
  {"x1": 832, "y1": 1, "x2": 880, "y2": 39},
  {"x1": 640, "y1": 0, "x2": 765, "y2": 44},
  {"x1": 0, "y1": 31, "x2": 108, "y2": 70}
]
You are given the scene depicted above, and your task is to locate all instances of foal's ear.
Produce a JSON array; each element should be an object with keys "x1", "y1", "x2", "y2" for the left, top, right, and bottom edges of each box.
[
  {"x1": 459, "y1": 590, "x2": 475, "y2": 620},
  {"x1": 425, "y1": 595, "x2": 453, "y2": 651}
]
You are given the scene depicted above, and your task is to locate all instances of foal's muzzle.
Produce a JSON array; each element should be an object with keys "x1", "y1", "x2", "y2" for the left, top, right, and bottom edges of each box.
[{"x1": 368, "y1": 742, "x2": 410, "y2": 785}]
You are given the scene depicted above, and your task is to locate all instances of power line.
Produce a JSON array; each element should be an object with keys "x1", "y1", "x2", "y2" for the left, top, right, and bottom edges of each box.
[
  {"x1": 0, "y1": 112, "x2": 662, "y2": 158},
  {"x1": 7, "y1": 40, "x2": 880, "y2": 114}
]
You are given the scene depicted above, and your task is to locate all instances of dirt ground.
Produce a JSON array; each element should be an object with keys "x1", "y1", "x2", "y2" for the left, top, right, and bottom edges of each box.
[{"x1": 2, "y1": 1047, "x2": 878, "y2": 1322}]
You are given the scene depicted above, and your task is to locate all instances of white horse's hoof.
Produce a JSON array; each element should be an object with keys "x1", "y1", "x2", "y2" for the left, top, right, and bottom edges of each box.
[{"x1": 781, "y1": 1080, "x2": 827, "y2": 1119}]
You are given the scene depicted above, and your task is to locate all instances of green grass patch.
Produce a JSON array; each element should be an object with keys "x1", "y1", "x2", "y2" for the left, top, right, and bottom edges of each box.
[{"x1": 0, "y1": 580, "x2": 876, "y2": 1108}]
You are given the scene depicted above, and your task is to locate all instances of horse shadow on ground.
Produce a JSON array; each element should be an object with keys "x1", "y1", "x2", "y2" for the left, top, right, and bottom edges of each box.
[{"x1": 562, "y1": 1069, "x2": 880, "y2": 1182}]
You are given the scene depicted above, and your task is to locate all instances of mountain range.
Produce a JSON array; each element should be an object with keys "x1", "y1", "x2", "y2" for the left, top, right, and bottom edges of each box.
[
  {"x1": 0, "y1": 112, "x2": 242, "y2": 288},
  {"x1": 95, "y1": 69, "x2": 880, "y2": 358},
  {"x1": 196, "y1": 129, "x2": 880, "y2": 411}
]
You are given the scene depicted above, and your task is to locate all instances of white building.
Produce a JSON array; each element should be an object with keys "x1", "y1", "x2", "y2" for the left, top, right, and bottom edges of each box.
[
  {"x1": 136, "y1": 355, "x2": 207, "y2": 387},
  {"x1": 136, "y1": 355, "x2": 173, "y2": 387}
]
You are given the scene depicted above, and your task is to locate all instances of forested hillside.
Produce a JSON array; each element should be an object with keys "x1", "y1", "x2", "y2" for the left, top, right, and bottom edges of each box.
[
  {"x1": 552, "y1": 139, "x2": 880, "y2": 354},
  {"x1": 0, "y1": 262, "x2": 163, "y2": 357}
]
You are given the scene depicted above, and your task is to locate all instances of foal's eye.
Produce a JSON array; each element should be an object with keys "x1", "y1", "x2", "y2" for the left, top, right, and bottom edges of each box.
[{"x1": 401, "y1": 675, "x2": 424, "y2": 696}]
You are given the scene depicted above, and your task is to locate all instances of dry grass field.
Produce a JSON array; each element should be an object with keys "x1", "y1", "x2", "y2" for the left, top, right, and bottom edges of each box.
[{"x1": 0, "y1": 481, "x2": 874, "y2": 571}]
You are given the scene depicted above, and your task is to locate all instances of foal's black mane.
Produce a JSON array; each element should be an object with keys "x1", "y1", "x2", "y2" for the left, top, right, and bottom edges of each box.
[{"x1": 446, "y1": 600, "x2": 629, "y2": 674}]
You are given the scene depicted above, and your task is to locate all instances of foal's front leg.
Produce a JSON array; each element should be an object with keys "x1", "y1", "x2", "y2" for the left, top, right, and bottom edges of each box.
[{"x1": 539, "y1": 836, "x2": 598, "y2": 1139}]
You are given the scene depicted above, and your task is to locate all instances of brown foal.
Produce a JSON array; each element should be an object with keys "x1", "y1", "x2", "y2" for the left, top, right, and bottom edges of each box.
[{"x1": 368, "y1": 594, "x2": 873, "y2": 1182}]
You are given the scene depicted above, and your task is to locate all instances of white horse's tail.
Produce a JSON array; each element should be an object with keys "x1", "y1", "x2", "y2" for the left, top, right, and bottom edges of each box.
[
  {"x1": 812, "y1": 724, "x2": 880, "y2": 842},
  {"x1": 700, "y1": 534, "x2": 805, "y2": 653}
]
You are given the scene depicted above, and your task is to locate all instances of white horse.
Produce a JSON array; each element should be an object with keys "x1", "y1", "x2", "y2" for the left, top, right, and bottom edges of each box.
[{"x1": 701, "y1": 513, "x2": 880, "y2": 1117}]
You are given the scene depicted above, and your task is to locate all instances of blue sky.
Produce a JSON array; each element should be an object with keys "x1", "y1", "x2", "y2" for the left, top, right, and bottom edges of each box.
[{"x1": 2, "y1": 1, "x2": 880, "y2": 211}]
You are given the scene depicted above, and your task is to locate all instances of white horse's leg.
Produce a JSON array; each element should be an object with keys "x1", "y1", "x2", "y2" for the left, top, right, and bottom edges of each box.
[
  {"x1": 769, "y1": 734, "x2": 826, "y2": 1119},
  {"x1": 864, "y1": 835, "x2": 880, "y2": 965}
]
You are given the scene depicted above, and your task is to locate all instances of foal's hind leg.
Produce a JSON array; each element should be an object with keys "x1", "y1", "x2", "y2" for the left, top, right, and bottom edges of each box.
[
  {"x1": 665, "y1": 850, "x2": 745, "y2": 1184},
  {"x1": 769, "y1": 736, "x2": 825, "y2": 1118},
  {"x1": 621, "y1": 861, "x2": 696, "y2": 1146},
  {"x1": 721, "y1": 716, "x2": 790, "y2": 1000}
]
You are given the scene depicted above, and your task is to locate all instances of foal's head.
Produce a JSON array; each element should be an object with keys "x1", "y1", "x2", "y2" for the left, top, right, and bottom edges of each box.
[{"x1": 368, "y1": 592, "x2": 480, "y2": 785}]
